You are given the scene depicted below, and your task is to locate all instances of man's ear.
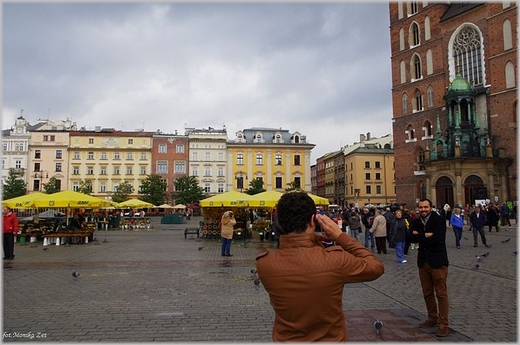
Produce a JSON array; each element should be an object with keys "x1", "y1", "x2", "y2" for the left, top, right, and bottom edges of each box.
[{"x1": 309, "y1": 214, "x2": 317, "y2": 231}]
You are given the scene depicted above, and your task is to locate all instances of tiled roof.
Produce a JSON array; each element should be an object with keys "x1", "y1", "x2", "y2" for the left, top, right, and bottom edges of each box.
[{"x1": 440, "y1": 3, "x2": 484, "y2": 22}]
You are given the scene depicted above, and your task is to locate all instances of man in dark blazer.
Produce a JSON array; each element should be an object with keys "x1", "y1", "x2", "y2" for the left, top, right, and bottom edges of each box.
[
  {"x1": 469, "y1": 205, "x2": 491, "y2": 248},
  {"x1": 408, "y1": 198, "x2": 450, "y2": 337}
]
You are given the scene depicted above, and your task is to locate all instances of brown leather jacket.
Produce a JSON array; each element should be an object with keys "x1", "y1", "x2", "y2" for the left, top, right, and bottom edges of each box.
[{"x1": 256, "y1": 232, "x2": 384, "y2": 342}]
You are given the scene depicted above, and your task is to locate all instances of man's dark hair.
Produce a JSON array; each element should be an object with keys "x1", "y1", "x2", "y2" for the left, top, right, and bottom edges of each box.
[
  {"x1": 276, "y1": 192, "x2": 316, "y2": 234},
  {"x1": 418, "y1": 198, "x2": 433, "y2": 207}
]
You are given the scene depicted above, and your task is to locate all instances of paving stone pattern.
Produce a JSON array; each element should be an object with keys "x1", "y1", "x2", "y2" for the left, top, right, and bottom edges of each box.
[{"x1": 3, "y1": 217, "x2": 517, "y2": 342}]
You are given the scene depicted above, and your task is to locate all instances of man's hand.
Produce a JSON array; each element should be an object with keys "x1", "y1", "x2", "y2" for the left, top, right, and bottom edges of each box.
[{"x1": 316, "y1": 214, "x2": 342, "y2": 241}]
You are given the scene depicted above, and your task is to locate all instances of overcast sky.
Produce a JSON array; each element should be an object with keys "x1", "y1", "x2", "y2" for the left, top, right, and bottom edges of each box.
[{"x1": 3, "y1": 2, "x2": 392, "y2": 162}]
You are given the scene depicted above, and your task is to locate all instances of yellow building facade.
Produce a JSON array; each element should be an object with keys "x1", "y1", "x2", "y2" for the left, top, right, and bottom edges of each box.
[
  {"x1": 227, "y1": 128, "x2": 315, "y2": 192},
  {"x1": 68, "y1": 129, "x2": 153, "y2": 200}
]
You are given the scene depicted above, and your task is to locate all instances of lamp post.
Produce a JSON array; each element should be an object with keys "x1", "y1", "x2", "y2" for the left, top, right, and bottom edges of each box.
[{"x1": 34, "y1": 170, "x2": 48, "y2": 192}]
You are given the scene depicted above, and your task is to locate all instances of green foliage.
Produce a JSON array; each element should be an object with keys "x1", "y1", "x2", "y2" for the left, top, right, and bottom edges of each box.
[
  {"x1": 173, "y1": 176, "x2": 205, "y2": 205},
  {"x1": 2, "y1": 170, "x2": 27, "y2": 200},
  {"x1": 244, "y1": 178, "x2": 266, "y2": 195},
  {"x1": 285, "y1": 181, "x2": 302, "y2": 192},
  {"x1": 138, "y1": 174, "x2": 167, "y2": 206},
  {"x1": 78, "y1": 179, "x2": 93, "y2": 195},
  {"x1": 111, "y1": 181, "x2": 134, "y2": 203},
  {"x1": 43, "y1": 177, "x2": 61, "y2": 194}
]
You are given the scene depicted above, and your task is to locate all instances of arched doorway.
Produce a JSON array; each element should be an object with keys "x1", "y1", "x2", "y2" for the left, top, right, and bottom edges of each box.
[
  {"x1": 464, "y1": 175, "x2": 486, "y2": 206},
  {"x1": 435, "y1": 176, "x2": 454, "y2": 208}
]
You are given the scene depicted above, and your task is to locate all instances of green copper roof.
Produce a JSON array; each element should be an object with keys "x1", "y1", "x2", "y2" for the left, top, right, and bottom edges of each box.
[{"x1": 448, "y1": 72, "x2": 475, "y2": 92}]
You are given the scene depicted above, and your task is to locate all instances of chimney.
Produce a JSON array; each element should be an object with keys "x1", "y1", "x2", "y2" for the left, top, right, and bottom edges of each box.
[
  {"x1": 95, "y1": 126, "x2": 101, "y2": 132},
  {"x1": 360, "y1": 134, "x2": 366, "y2": 142},
  {"x1": 366, "y1": 132, "x2": 371, "y2": 140}
]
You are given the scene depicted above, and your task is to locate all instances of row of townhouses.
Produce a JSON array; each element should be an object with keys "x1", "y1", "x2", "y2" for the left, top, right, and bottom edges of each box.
[{"x1": 2, "y1": 118, "x2": 314, "y2": 204}]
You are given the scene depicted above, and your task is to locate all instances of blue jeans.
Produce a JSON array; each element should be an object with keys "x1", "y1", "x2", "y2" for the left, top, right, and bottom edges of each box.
[
  {"x1": 221, "y1": 237, "x2": 232, "y2": 256},
  {"x1": 395, "y1": 241, "x2": 405, "y2": 262},
  {"x1": 453, "y1": 226, "x2": 462, "y2": 247},
  {"x1": 364, "y1": 227, "x2": 375, "y2": 248}
]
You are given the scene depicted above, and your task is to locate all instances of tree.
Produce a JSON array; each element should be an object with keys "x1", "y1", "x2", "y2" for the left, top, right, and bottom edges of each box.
[
  {"x1": 111, "y1": 181, "x2": 134, "y2": 203},
  {"x1": 43, "y1": 177, "x2": 61, "y2": 194},
  {"x1": 244, "y1": 178, "x2": 266, "y2": 195},
  {"x1": 138, "y1": 174, "x2": 167, "y2": 206},
  {"x1": 173, "y1": 176, "x2": 205, "y2": 205},
  {"x1": 285, "y1": 181, "x2": 302, "y2": 192},
  {"x1": 2, "y1": 170, "x2": 27, "y2": 200},
  {"x1": 78, "y1": 179, "x2": 93, "y2": 195}
]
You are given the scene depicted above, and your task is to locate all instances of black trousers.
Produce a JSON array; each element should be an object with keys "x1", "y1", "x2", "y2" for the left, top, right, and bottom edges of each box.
[
  {"x1": 3, "y1": 233, "x2": 14, "y2": 258},
  {"x1": 375, "y1": 236, "x2": 387, "y2": 254}
]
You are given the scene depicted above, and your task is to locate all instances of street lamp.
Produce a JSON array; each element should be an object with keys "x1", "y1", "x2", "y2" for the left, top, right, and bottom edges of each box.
[{"x1": 34, "y1": 170, "x2": 48, "y2": 191}]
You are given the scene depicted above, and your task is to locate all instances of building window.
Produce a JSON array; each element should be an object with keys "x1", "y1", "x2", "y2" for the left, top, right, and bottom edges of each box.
[
  {"x1": 192, "y1": 166, "x2": 198, "y2": 176},
  {"x1": 159, "y1": 144, "x2": 167, "y2": 153},
  {"x1": 375, "y1": 161, "x2": 381, "y2": 169},
  {"x1": 406, "y1": 125, "x2": 417, "y2": 142},
  {"x1": 157, "y1": 161, "x2": 167, "y2": 174},
  {"x1": 72, "y1": 182, "x2": 79, "y2": 192},
  {"x1": 236, "y1": 176, "x2": 245, "y2": 190},
  {"x1": 366, "y1": 185, "x2": 372, "y2": 194},
  {"x1": 376, "y1": 185, "x2": 382, "y2": 194},
  {"x1": 426, "y1": 49, "x2": 433, "y2": 75},
  {"x1": 35, "y1": 150, "x2": 41, "y2": 159},
  {"x1": 100, "y1": 166, "x2": 107, "y2": 175},
  {"x1": 237, "y1": 153, "x2": 244, "y2": 165},
  {"x1": 410, "y1": 22, "x2": 420, "y2": 46},
  {"x1": 113, "y1": 182, "x2": 119, "y2": 191},
  {"x1": 88, "y1": 152, "x2": 94, "y2": 160},
  {"x1": 218, "y1": 167, "x2": 224, "y2": 177},
  {"x1": 140, "y1": 166, "x2": 146, "y2": 175},
  {"x1": 423, "y1": 121, "x2": 433, "y2": 138},
  {"x1": 55, "y1": 150, "x2": 62, "y2": 159},
  {"x1": 205, "y1": 152, "x2": 211, "y2": 161},
  {"x1": 294, "y1": 154, "x2": 301, "y2": 166},
  {"x1": 427, "y1": 85, "x2": 434, "y2": 108},
  {"x1": 294, "y1": 177, "x2": 301, "y2": 189},
  {"x1": 218, "y1": 152, "x2": 224, "y2": 161},
  {"x1": 410, "y1": 1, "x2": 418, "y2": 14},
  {"x1": 217, "y1": 183, "x2": 224, "y2": 193},
  {"x1": 376, "y1": 173, "x2": 381, "y2": 180},
  {"x1": 176, "y1": 145, "x2": 184, "y2": 153},
  {"x1": 15, "y1": 160, "x2": 21, "y2": 169},
  {"x1": 175, "y1": 162, "x2": 185, "y2": 174},
  {"x1": 114, "y1": 166, "x2": 120, "y2": 175},
  {"x1": 204, "y1": 183, "x2": 210, "y2": 193},
  {"x1": 87, "y1": 166, "x2": 94, "y2": 175},
  {"x1": 503, "y1": 19, "x2": 513, "y2": 50},
  {"x1": 192, "y1": 152, "x2": 198, "y2": 161},
  {"x1": 256, "y1": 153, "x2": 263, "y2": 165},
  {"x1": 114, "y1": 152, "x2": 120, "y2": 160},
  {"x1": 400, "y1": 60, "x2": 406, "y2": 84},
  {"x1": 34, "y1": 163, "x2": 40, "y2": 172},
  {"x1": 276, "y1": 176, "x2": 283, "y2": 189},
  {"x1": 402, "y1": 93, "x2": 408, "y2": 114},
  {"x1": 100, "y1": 182, "x2": 106, "y2": 193},
  {"x1": 415, "y1": 90, "x2": 423, "y2": 112},
  {"x1": 101, "y1": 152, "x2": 107, "y2": 160},
  {"x1": 126, "y1": 152, "x2": 133, "y2": 160},
  {"x1": 204, "y1": 167, "x2": 211, "y2": 177},
  {"x1": 54, "y1": 163, "x2": 61, "y2": 172},
  {"x1": 73, "y1": 166, "x2": 79, "y2": 175},
  {"x1": 140, "y1": 152, "x2": 147, "y2": 160},
  {"x1": 275, "y1": 153, "x2": 282, "y2": 166},
  {"x1": 505, "y1": 61, "x2": 516, "y2": 89},
  {"x1": 126, "y1": 166, "x2": 133, "y2": 175},
  {"x1": 412, "y1": 54, "x2": 422, "y2": 80},
  {"x1": 88, "y1": 138, "x2": 94, "y2": 144},
  {"x1": 128, "y1": 139, "x2": 133, "y2": 144},
  {"x1": 365, "y1": 173, "x2": 371, "y2": 180},
  {"x1": 365, "y1": 161, "x2": 370, "y2": 169},
  {"x1": 452, "y1": 25, "x2": 483, "y2": 85}
]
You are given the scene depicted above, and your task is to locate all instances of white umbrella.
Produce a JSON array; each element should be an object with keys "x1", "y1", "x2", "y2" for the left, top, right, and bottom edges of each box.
[
  {"x1": 158, "y1": 204, "x2": 175, "y2": 209},
  {"x1": 172, "y1": 204, "x2": 187, "y2": 209}
]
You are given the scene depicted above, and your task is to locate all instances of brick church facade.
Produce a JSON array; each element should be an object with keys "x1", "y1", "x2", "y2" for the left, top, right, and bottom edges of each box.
[{"x1": 389, "y1": 2, "x2": 517, "y2": 209}]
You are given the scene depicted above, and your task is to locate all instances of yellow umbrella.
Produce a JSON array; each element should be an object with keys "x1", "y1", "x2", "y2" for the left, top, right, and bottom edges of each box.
[
  {"x1": 2, "y1": 192, "x2": 46, "y2": 209},
  {"x1": 117, "y1": 198, "x2": 155, "y2": 208},
  {"x1": 200, "y1": 191, "x2": 252, "y2": 207},
  {"x1": 307, "y1": 193, "x2": 329, "y2": 206},
  {"x1": 248, "y1": 190, "x2": 284, "y2": 208},
  {"x1": 31, "y1": 190, "x2": 116, "y2": 208}
]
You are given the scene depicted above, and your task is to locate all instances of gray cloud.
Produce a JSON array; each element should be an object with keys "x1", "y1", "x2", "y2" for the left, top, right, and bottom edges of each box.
[{"x1": 3, "y1": 2, "x2": 392, "y2": 161}]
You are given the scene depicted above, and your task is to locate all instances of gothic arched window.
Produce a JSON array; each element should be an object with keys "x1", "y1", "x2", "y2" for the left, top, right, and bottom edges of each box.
[{"x1": 451, "y1": 25, "x2": 484, "y2": 85}]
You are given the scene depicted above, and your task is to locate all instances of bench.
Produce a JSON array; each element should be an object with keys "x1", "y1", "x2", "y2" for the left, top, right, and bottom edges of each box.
[{"x1": 184, "y1": 227, "x2": 200, "y2": 239}]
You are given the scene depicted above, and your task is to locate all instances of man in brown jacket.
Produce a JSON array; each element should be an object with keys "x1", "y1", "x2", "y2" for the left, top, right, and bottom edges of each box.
[{"x1": 256, "y1": 192, "x2": 384, "y2": 342}]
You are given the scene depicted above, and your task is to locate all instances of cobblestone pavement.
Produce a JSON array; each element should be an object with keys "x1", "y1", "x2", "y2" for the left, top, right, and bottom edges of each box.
[{"x1": 3, "y1": 216, "x2": 517, "y2": 342}]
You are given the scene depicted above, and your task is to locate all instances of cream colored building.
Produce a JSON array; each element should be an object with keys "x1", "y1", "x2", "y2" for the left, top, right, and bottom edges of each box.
[
  {"x1": 68, "y1": 128, "x2": 153, "y2": 199},
  {"x1": 227, "y1": 127, "x2": 315, "y2": 192},
  {"x1": 186, "y1": 127, "x2": 228, "y2": 196},
  {"x1": 343, "y1": 134, "x2": 395, "y2": 208}
]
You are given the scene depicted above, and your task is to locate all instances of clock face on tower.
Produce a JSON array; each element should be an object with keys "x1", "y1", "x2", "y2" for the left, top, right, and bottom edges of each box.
[{"x1": 16, "y1": 127, "x2": 22, "y2": 133}]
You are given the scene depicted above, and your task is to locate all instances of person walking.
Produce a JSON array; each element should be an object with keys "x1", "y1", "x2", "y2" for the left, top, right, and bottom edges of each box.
[
  {"x1": 348, "y1": 211, "x2": 362, "y2": 242},
  {"x1": 408, "y1": 198, "x2": 450, "y2": 337},
  {"x1": 361, "y1": 208, "x2": 375, "y2": 249},
  {"x1": 500, "y1": 203, "x2": 511, "y2": 227},
  {"x1": 486, "y1": 204, "x2": 499, "y2": 232},
  {"x1": 220, "y1": 211, "x2": 236, "y2": 257},
  {"x1": 384, "y1": 207, "x2": 396, "y2": 248},
  {"x1": 470, "y1": 205, "x2": 491, "y2": 248},
  {"x1": 370, "y1": 209, "x2": 387, "y2": 254},
  {"x1": 449, "y1": 207, "x2": 464, "y2": 249},
  {"x1": 3, "y1": 207, "x2": 19, "y2": 260},
  {"x1": 256, "y1": 192, "x2": 384, "y2": 341},
  {"x1": 392, "y1": 209, "x2": 408, "y2": 263}
]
